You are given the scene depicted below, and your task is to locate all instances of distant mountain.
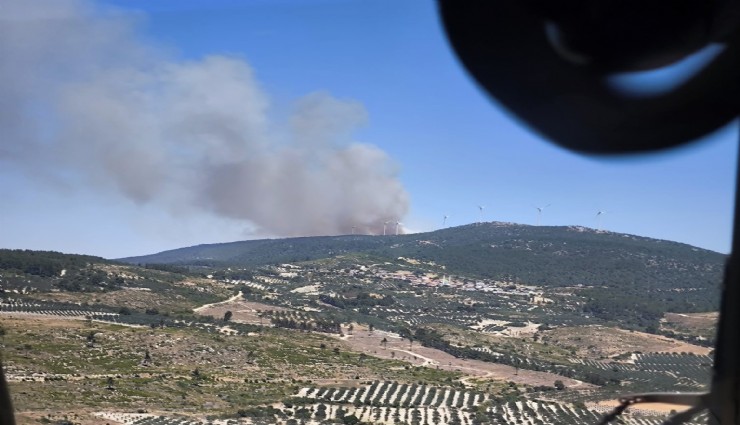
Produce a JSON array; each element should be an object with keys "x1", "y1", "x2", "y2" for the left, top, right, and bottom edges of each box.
[
  {"x1": 0, "y1": 249, "x2": 109, "y2": 278},
  {"x1": 119, "y1": 222, "x2": 725, "y2": 290},
  {"x1": 0, "y1": 249, "x2": 190, "y2": 293}
]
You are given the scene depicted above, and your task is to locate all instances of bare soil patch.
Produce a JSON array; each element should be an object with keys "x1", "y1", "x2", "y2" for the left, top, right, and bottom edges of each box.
[
  {"x1": 590, "y1": 399, "x2": 693, "y2": 415},
  {"x1": 0, "y1": 313, "x2": 89, "y2": 331},
  {"x1": 15, "y1": 411, "x2": 102, "y2": 425},
  {"x1": 27, "y1": 290, "x2": 194, "y2": 313},
  {"x1": 663, "y1": 312, "x2": 718, "y2": 338},
  {"x1": 470, "y1": 319, "x2": 540, "y2": 337},
  {"x1": 194, "y1": 298, "x2": 290, "y2": 325},
  {"x1": 338, "y1": 325, "x2": 592, "y2": 389},
  {"x1": 542, "y1": 325, "x2": 710, "y2": 358}
]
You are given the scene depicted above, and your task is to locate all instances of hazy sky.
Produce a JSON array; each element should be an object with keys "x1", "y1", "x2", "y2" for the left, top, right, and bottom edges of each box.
[{"x1": 1, "y1": 0, "x2": 736, "y2": 258}]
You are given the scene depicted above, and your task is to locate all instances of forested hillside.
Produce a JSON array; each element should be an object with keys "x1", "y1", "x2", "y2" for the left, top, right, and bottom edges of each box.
[{"x1": 121, "y1": 222, "x2": 724, "y2": 290}]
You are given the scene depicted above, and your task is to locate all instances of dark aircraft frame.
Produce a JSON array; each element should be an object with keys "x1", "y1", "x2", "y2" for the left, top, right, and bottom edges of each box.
[{"x1": 440, "y1": 1, "x2": 740, "y2": 424}]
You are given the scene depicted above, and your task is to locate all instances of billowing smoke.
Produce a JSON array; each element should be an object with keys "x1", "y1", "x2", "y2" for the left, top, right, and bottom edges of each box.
[{"x1": 1, "y1": 0, "x2": 409, "y2": 237}]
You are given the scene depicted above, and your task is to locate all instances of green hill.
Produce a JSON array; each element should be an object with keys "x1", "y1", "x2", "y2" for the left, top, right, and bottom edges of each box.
[
  {"x1": 120, "y1": 222, "x2": 724, "y2": 290},
  {"x1": 0, "y1": 249, "x2": 204, "y2": 297}
]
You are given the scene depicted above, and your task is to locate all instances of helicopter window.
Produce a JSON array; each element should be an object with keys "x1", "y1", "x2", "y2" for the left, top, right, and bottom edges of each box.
[
  {"x1": 0, "y1": 1, "x2": 729, "y2": 425},
  {"x1": 607, "y1": 44, "x2": 725, "y2": 97}
]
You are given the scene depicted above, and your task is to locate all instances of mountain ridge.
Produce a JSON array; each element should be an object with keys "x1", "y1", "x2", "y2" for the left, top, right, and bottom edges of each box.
[
  {"x1": 118, "y1": 222, "x2": 724, "y2": 291},
  {"x1": 120, "y1": 222, "x2": 723, "y2": 262}
]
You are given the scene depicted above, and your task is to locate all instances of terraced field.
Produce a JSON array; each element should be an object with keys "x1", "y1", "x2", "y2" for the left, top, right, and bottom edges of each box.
[
  {"x1": 0, "y1": 247, "x2": 721, "y2": 425},
  {"x1": 92, "y1": 396, "x2": 708, "y2": 425},
  {"x1": 571, "y1": 352, "x2": 711, "y2": 389}
]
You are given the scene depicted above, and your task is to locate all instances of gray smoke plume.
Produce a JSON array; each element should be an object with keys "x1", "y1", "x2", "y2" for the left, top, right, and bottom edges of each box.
[{"x1": 1, "y1": 0, "x2": 409, "y2": 237}]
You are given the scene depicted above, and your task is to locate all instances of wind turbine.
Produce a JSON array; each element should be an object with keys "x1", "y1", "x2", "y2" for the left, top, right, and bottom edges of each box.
[
  {"x1": 478, "y1": 205, "x2": 485, "y2": 224},
  {"x1": 383, "y1": 221, "x2": 389, "y2": 236},
  {"x1": 595, "y1": 210, "x2": 609, "y2": 230},
  {"x1": 395, "y1": 221, "x2": 402, "y2": 235},
  {"x1": 534, "y1": 204, "x2": 551, "y2": 226},
  {"x1": 352, "y1": 226, "x2": 356, "y2": 235},
  {"x1": 443, "y1": 215, "x2": 449, "y2": 227}
]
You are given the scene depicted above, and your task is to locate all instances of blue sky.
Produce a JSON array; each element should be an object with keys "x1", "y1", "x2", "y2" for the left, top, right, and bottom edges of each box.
[{"x1": 1, "y1": 0, "x2": 736, "y2": 258}]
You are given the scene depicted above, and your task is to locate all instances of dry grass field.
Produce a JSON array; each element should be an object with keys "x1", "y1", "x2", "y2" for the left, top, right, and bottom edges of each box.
[
  {"x1": 336, "y1": 325, "x2": 591, "y2": 389},
  {"x1": 662, "y1": 312, "x2": 718, "y2": 341},
  {"x1": 0, "y1": 313, "x2": 464, "y2": 424},
  {"x1": 540, "y1": 325, "x2": 711, "y2": 358}
]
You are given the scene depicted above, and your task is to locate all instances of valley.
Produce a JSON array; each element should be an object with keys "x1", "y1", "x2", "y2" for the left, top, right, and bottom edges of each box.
[{"x1": 0, "y1": 224, "x2": 722, "y2": 424}]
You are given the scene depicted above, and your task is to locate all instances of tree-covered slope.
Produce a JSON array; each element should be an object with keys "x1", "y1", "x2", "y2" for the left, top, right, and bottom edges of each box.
[
  {"x1": 0, "y1": 249, "x2": 108, "y2": 277},
  {"x1": 0, "y1": 249, "x2": 206, "y2": 296},
  {"x1": 119, "y1": 222, "x2": 725, "y2": 290}
]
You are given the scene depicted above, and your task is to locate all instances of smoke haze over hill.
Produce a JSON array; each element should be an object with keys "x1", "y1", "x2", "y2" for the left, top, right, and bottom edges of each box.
[{"x1": 0, "y1": 0, "x2": 409, "y2": 237}]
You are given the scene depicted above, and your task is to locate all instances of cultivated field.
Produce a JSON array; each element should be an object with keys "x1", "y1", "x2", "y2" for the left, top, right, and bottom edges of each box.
[
  {"x1": 540, "y1": 325, "x2": 711, "y2": 358},
  {"x1": 337, "y1": 326, "x2": 589, "y2": 389},
  {"x1": 0, "y1": 247, "x2": 719, "y2": 425},
  {"x1": 662, "y1": 312, "x2": 718, "y2": 342}
]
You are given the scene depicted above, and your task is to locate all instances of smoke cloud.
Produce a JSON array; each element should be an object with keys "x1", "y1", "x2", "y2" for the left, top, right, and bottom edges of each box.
[{"x1": 1, "y1": 0, "x2": 409, "y2": 237}]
